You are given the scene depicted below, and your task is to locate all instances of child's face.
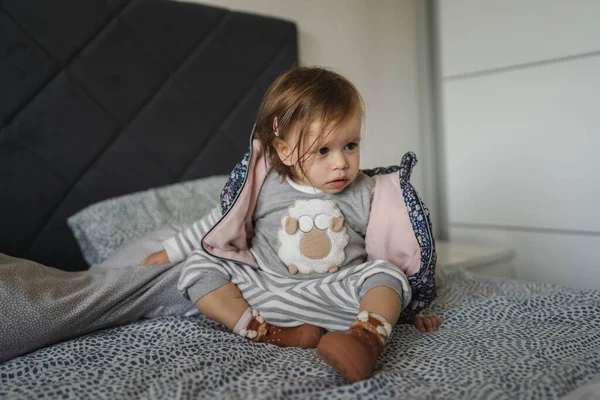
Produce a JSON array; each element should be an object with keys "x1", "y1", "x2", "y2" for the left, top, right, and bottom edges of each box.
[{"x1": 277, "y1": 112, "x2": 362, "y2": 194}]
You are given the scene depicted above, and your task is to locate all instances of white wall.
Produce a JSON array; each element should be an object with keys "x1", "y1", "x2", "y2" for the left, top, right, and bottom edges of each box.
[
  {"x1": 182, "y1": 0, "x2": 424, "y2": 191},
  {"x1": 437, "y1": 0, "x2": 600, "y2": 289}
]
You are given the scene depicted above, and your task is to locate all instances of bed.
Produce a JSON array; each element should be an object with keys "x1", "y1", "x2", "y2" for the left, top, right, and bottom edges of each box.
[{"x1": 2, "y1": 1, "x2": 600, "y2": 399}]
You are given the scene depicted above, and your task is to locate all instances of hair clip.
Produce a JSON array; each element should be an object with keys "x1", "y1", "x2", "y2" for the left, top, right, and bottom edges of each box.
[{"x1": 273, "y1": 117, "x2": 280, "y2": 137}]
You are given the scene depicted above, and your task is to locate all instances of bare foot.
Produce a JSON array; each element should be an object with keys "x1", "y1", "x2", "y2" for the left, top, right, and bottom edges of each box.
[
  {"x1": 288, "y1": 264, "x2": 299, "y2": 275},
  {"x1": 328, "y1": 265, "x2": 339, "y2": 273}
]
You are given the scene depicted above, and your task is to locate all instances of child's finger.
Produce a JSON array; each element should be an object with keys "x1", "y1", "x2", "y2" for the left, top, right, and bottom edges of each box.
[
  {"x1": 423, "y1": 316, "x2": 436, "y2": 332},
  {"x1": 414, "y1": 317, "x2": 426, "y2": 332}
]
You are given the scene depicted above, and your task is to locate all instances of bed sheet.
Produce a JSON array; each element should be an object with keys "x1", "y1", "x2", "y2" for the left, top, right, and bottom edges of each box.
[{"x1": 2, "y1": 271, "x2": 599, "y2": 400}]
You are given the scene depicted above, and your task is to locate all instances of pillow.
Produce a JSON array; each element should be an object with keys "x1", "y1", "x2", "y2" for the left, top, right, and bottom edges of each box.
[{"x1": 68, "y1": 175, "x2": 228, "y2": 266}]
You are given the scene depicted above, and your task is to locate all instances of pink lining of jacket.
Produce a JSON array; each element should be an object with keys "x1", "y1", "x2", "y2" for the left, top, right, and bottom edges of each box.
[{"x1": 201, "y1": 139, "x2": 421, "y2": 277}]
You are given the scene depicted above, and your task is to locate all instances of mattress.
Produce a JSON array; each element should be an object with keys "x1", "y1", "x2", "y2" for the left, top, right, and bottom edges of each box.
[{"x1": 2, "y1": 270, "x2": 599, "y2": 399}]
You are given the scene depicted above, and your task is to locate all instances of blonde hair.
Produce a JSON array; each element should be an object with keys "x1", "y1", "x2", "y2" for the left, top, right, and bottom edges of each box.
[{"x1": 254, "y1": 66, "x2": 363, "y2": 180}]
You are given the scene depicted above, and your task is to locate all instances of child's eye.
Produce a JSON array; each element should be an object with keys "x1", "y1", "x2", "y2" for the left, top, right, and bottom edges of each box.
[
  {"x1": 345, "y1": 142, "x2": 358, "y2": 151},
  {"x1": 317, "y1": 147, "x2": 329, "y2": 155}
]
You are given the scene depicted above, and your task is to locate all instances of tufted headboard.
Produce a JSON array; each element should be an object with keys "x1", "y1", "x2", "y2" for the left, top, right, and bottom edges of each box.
[{"x1": 1, "y1": 0, "x2": 298, "y2": 270}]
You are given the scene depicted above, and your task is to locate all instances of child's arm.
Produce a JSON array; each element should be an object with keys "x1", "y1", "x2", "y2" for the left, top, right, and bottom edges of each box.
[
  {"x1": 141, "y1": 206, "x2": 222, "y2": 266},
  {"x1": 139, "y1": 226, "x2": 199, "y2": 266}
]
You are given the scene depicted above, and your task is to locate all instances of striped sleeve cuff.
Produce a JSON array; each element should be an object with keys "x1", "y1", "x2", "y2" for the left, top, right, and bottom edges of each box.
[
  {"x1": 162, "y1": 236, "x2": 186, "y2": 263},
  {"x1": 161, "y1": 206, "x2": 222, "y2": 263}
]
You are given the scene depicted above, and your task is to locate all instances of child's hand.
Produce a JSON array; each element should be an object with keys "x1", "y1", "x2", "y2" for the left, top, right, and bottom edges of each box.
[
  {"x1": 413, "y1": 315, "x2": 442, "y2": 332},
  {"x1": 141, "y1": 250, "x2": 170, "y2": 265}
]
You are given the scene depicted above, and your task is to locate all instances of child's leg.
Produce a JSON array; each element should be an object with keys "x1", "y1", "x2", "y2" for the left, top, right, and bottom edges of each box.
[
  {"x1": 354, "y1": 286, "x2": 442, "y2": 357},
  {"x1": 192, "y1": 281, "x2": 323, "y2": 349},
  {"x1": 317, "y1": 285, "x2": 400, "y2": 382},
  {"x1": 359, "y1": 282, "x2": 441, "y2": 333},
  {"x1": 358, "y1": 286, "x2": 402, "y2": 325},
  {"x1": 316, "y1": 263, "x2": 409, "y2": 382},
  {"x1": 193, "y1": 282, "x2": 248, "y2": 330}
]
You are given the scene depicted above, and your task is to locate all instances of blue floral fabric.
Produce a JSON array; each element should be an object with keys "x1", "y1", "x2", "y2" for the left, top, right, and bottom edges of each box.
[
  {"x1": 363, "y1": 152, "x2": 437, "y2": 321},
  {"x1": 219, "y1": 148, "x2": 251, "y2": 215}
]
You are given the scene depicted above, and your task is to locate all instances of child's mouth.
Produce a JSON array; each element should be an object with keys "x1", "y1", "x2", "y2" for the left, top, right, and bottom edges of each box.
[{"x1": 328, "y1": 178, "x2": 348, "y2": 189}]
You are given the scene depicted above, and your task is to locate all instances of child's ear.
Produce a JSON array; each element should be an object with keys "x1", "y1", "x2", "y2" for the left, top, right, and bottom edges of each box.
[{"x1": 273, "y1": 138, "x2": 294, "y2": 166}]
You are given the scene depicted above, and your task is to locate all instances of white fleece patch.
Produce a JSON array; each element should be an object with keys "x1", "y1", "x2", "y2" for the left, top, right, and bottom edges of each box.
[{"x1": 277, "y1": 199, "x2": 349, "y2": 274}]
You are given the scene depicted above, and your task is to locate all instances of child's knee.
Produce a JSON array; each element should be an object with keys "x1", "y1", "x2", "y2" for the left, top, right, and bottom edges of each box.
[{"x1": 186, "y1": 274, "x2": 231, "y2": 306}]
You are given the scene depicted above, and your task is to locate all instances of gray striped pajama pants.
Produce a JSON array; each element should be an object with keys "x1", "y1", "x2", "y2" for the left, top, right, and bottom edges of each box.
[{"x1": 178, "y1": 245, "x2": 412, "y2": 332}]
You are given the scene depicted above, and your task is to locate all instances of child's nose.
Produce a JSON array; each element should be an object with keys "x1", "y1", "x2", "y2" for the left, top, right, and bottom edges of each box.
[{"x1": 332, "y1": 152, "x2": 349, "y2": 169}]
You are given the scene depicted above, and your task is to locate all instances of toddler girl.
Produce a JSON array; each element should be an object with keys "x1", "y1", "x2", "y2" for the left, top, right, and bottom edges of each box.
[{"x1": 143, "y1": 66, "x2": 440, "y2": 382}]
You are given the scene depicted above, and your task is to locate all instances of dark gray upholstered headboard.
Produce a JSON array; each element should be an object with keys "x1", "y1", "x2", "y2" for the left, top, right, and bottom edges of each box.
[{"x1": 1, "y1": 0, "x2": 298, "y2": 271}]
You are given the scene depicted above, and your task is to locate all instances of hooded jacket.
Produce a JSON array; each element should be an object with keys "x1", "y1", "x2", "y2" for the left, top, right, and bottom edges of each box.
[{"x1": 168, "y1": 129, "x2": 437, "y2": 321}]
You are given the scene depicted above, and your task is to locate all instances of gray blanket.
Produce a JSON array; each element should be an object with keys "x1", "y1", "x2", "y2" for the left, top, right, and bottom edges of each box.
[{"x1": 0, "y1": 253, "x2": 187, "y2": 362}]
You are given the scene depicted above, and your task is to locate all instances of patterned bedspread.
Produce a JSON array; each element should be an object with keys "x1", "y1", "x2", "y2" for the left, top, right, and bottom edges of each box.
[{"x1": 2, "y1": 271, "x2": 600, "y2": 400}]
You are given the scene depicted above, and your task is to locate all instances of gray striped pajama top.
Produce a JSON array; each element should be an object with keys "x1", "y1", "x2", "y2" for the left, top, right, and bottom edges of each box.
[{"x1": 168, "y1": 172, "x2": 412, "y2": 331}]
